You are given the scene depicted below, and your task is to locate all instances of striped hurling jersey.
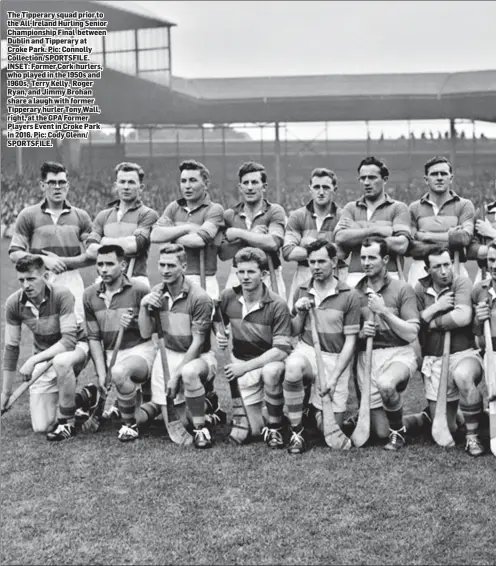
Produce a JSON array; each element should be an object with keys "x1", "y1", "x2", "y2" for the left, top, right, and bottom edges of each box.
[
  {"x1": 409, "y1": 191, "x2": 474, "y2": 261},
  {"x1": 155, "y1": 194, "x2": 224, "y2": 277},
  {"x1": 86, "y1": 199, "x2": 159, "y2": 278},
  {"x1": 283, "y1": 200, "x2": 342, "y2": 268},
  {"x1": 83, "y1": 275, "x2": 149, "y2": 350},
  {"x1": 415, "y1": 274, "x2": 474, "y2": 356},
  {"x1": 472, "y1": 279, "x2": 496, "y2": 350},
  {"x1": 9, "y1": 199, "x2": 92, "y2": 262},
  {"x1": 219, "y1": 284, "x2": 292, "y2": 361},
  {"x1": 355, "y1": 273, "x2": 420, "y2": 351},
  {"x1": 3, "y1": 283, "x2": 80, "y2": 371},
  {"x1": 467, "y1": 200, "x2": 496, "y2": 264},
  {"x1": 222, "y1": 199, "x2": 286, "y2": 268},
  {"x1": 293, "y1": 278, "x2": 361, "y2": 354},
  {"x1": 151, "y1": 278, "x2": 213, "y2": 353},
  {"x1": 334, "y1": 194, "x2": 411, "y2": 274}
]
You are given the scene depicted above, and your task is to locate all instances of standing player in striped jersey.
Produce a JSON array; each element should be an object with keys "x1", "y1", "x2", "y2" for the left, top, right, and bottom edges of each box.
[
  {"x1": 1, "y1": 255, "x2": 89, "y2": 440},
  {"x1": 283, "y1": 240, "x2": 361, "y2": 454},
  {"x1": 334, "y1": 157, "x2": 411, "y2": 288},
  {"x1": 283, "y1": 168, "x2": 345, "y2": 309},
  {"x1": 350, "y1": 238, "x2": 420, "y2": 451},
  {"x1": 414, "y1": 247, "x2": 484, "y2": 456},
  {"x1": 83, "y1": 245, "x2": 156, "y2": 442},
  {"x1": 408, "y1": 156, "x2": 475, "y2": 289},
  {"x1": 468, "y1": 181, "x2": 496, "y2": 284},
  {"x1": 8, "y1": 161, "x2": 93, "y2": 324},
  {"x1": 85, "y1": 162, "x2": 159, "y2": 289},
  {"x1": 219, "y1": 161, "x2": 286, "y2": 297},
  {"x1": 139, "y1": 244, "x2": 217, "y2": 449},
  {"x1": 215, "y1": 247, "x2": 292, "y2": 444},
  {"x1": 151, "y1": 160, "x2": 225, "y2": 300}
]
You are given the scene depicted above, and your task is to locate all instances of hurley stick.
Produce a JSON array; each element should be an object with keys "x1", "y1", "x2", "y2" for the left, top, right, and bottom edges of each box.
[
  {"x1": 154, "y1": 310, "x2": 193, "y2": 446},
  {"x1": 309, "y1": 307, "x2": 351, "y2": 450},
  {"x1": 199, "y1": 249, "x2": 206, "y2": 290},
  {"x1": 214, "y1": 302, "x2": 250, "y2": 444},
  {"x1": 351, "y1": 313, "x2": 376, "y2": 447},
  {"x1": 1, "y1": 361, "x2": 54, "y2": 416},
  {"x1": 267, "y1": 254, "x2": 280, "y2": 295},
  {"x1": 432, "y1": 330, "x2": 455, "y2": 448}
]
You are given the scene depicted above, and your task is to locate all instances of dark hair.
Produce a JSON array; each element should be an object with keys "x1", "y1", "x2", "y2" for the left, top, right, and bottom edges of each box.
[
  {"x1": 305, "y1": 239, "x2": 337, "y2": 260},
  {"x1": 233, "y1": 247, "x2": 268, "y2": 271},
  {"x1": 179, "y1": 160, "x2": 210, "y2": 183},
  {"x1": 97, "y1": 244, "x2": 126, "y2": 260},
  {"x1": 40, "y1": 161, "x2": 66, "y2": 181},
  {"x1": 361, "y1": 237, "x2": 389, "y2": 258},
  {"x1": 15, "y1": 254, "x2": 45, "y2": 272},
  {"x1": 424, "y1": 246, "x2": 451, "y2": 268},
  {"x1": 238, "y1": 161, "x2": 267, "y2": 184},
  {"x1": 488, "y1": 239, "x2": 496, "y2": 252},
  {"x1": 159, "y1": 243, "x2": 187, "y2": 264},
  {"x1": 424, "y1": 156, "x2": 453, "y2": 175},
  {"x1": 357, "y1": 156, "x2": 389, "y2": 179},
  {"x1": 115, "y1": 162, "x2": 144, "y2": 183},
  {"x1": 309, "y1": 168, "x2": 338, "y2": 187}
]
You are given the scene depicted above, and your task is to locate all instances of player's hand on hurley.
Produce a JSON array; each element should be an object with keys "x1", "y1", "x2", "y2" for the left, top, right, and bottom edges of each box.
[
  {"x1": 294, "y1": 297, "x2": 312, "y2": 313},
  {"x1": 367, "y1": 292, "x2": 387, "y2": 316},
  {"x1": 216, "y1": 330, "x2": 229, "y2": 350},
  {"x1": 320, "y1": 376, "x2": 337, "y2": 398},
  {"x1": 435, "y1": 291, "x2": 455, "y2": 312},
  {"x1": 224, "y1": 362, "x2": 246, "y2": 381},
  {"x1": 475, "y1": 300, "x2": 491, "y2": 322},
  {"x1": 361, "y1": 320, "x2": 377, "y2": 338},
  {"x1": 166, "y1": 375, "x2": 181, "y2": 399},
  {"x1": 119, "y1": 310, "x2": 134, "y2": 329},
  {"x1": 19, "y1": 357, "x2": 38, "y2": 381},
  {"x1": 40, "y1": 250, "x2": 67, "y2": 274},
  {"x1": 141, "y1": 291, "x2": 162, "y2": 311}
]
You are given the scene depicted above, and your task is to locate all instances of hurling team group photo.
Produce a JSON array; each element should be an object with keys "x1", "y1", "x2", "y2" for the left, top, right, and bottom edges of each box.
[{"x1": 2, "y1": 155, "x2": 495, "y2": 458}]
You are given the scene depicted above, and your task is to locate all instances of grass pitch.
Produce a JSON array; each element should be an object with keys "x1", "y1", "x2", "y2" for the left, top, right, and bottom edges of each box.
[{"x1": 1, "y1": 240, "x2": 495, "y2": 566}]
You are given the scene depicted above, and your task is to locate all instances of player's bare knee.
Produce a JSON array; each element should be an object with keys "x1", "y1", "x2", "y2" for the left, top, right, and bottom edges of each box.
[
  {"x1": 376, "y1": 375, "x2": 396, "y2": 402},
  {"x1": 111, "y1": 366, "x2": 128, "y2": 389},
  {"x1": 181, "y1": 368, "x2": 202, "y2": 390},
  {"x1": 283, "y1": 357, "x2": 305, "y2": 384},
  {"x1": 262, "y1": 361, "x2": 284, "y2": 386}
]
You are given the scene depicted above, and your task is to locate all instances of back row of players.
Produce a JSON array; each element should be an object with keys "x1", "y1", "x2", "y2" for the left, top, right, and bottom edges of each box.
[{"x1": 2, "y1": 157, "x2": 495, "y2": 456}]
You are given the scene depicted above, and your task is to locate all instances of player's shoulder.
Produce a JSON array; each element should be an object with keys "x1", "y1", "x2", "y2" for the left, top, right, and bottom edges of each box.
[
  {"x1": 453, "y1": 274, "x2": 473, "y2": 290},
  {"x1": 83, "y1": 281, "x2": 101, "y2": 299},
  {"x1": 471, "y1": 279, "x2": 489, "y2": 297},
  {"x1": 267, "y1": 288, "x2": 290, "y2": 310},
  {"x1": 186, "y1": 280, "x2": 212, "y2": 304},
  {"x1": 220, "y1": 286, "x2": 238, "y2": 304},
  {"x1": 15, "y1": 202, "x2": 42, "y2": 219},
  {"x1": 50, "y1": 283, "x2": 76, "y2": 303},
  {"x1": 5, "y1": 288, "x2": 23, "y2": 310}
]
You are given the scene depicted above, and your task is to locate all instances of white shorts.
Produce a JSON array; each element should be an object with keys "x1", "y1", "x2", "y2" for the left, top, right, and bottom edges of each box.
[
  {"x1": 30, "y1": 341, "x2": 89, "y2": 395},
  {"x1": 346, "y1": 270, "x2": 399, "y2": 289},
  {"x1": 291, "y1": 340, "x2": 350, "y2": 413},
  {"x1": 185, "y1": 274, "x2": 219, "y2": 301},
  {"x1": 29, "y1": 341, "x2": 89, "y2": 432},
  {"x1": 288, "y1": 264, "x2": 348, "y2": 310},
  {"x1": 357, "y1": 345, "x2": 417, "y2": 409},
  {"x1": 151, "y1": 347, "x2": 217, "y2": 406},
  {"x1": 225, "y1": 264, "x2": 287, "y2": 299},
  {"x1": 232, "y1": 353, "x2": 268, "y2": 407},
  {"x1": 422, "y1": 348, "x2": 483, "y2": 402},
  {"x1": 408, "y1": 259, "x2": 469, "y2": 289},
  {"x1": 106, "y1": 340, "x2": 156, "y2": 375},
  {"x1": 48, "y1": 269, "x2": 85, "y2": 324}
]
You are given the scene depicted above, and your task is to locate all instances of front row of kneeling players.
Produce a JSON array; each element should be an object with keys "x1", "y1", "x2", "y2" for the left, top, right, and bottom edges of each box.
[{"x1": 1, "y1": 237, "x2": 494, "y2": 456}]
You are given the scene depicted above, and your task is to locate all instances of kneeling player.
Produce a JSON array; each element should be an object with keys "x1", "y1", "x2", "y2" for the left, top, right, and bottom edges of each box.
[
  {"x1": 83, "y1": 245, "x2": 155, "y2": 442},
  {"x1": 352, "y1": 238, "x2": 420, "y2": 450},
  {"x1": 215, "y1": 247, "x2": 292, "y2": 444},
  {"x1": 284, "y1": 240, "x2": 360, "y2": 454},
  {"x1": 1, "y1": 255, "x2": 89, "y2": 440},
  {"x1": 139, "y1": 243, "x2": 217, "y2": 449},
  {"x1": 415, "y1": 247, "x2": 484, "y2": 456}
]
